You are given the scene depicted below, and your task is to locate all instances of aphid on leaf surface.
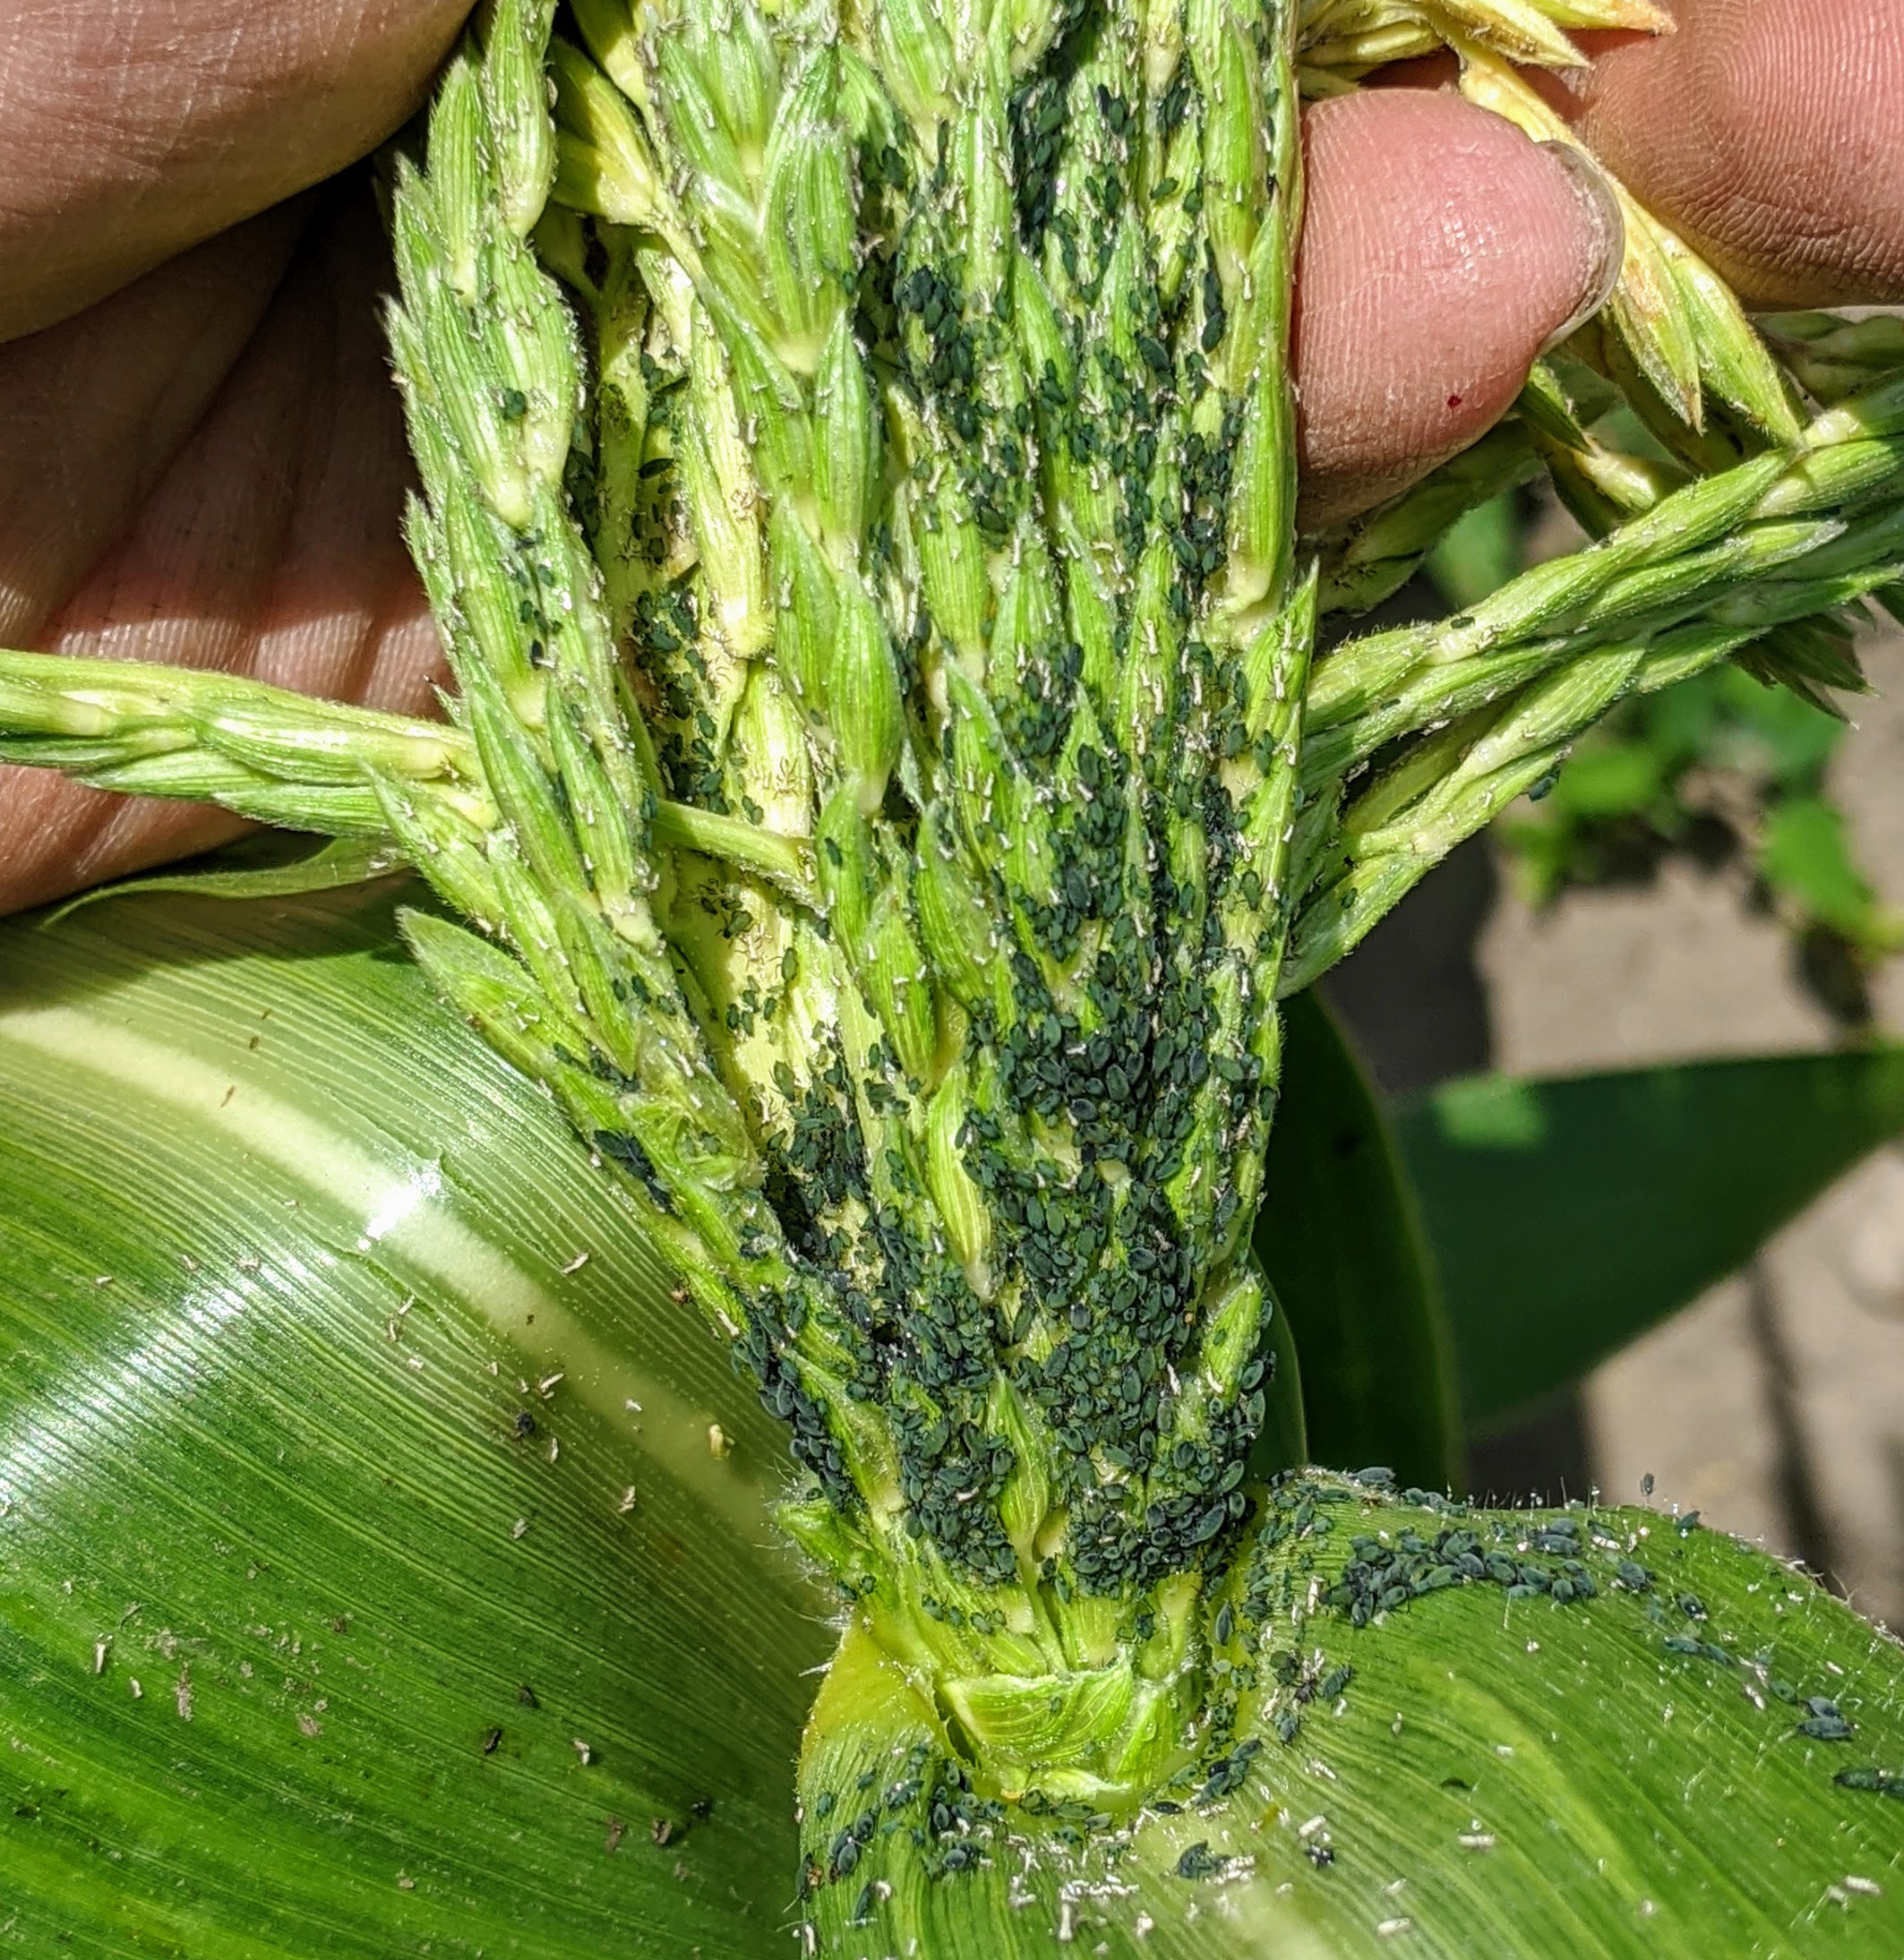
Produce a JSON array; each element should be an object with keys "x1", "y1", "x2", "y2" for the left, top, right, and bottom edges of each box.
[{"x1": 1174, "y1": 1841, "x2": 1223, "y2": 1880}]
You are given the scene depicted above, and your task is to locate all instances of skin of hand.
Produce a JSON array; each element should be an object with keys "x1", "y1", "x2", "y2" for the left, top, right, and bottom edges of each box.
[{"x1": 0, "y1": 0, "x2": 1899, "y2": 916}]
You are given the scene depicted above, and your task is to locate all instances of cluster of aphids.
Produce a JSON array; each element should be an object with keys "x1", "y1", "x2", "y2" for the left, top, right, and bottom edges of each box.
[
  {"x1": 1261, "y1": 1650, "x2": 1358, "y2": 1748},
  {"x1": 804, "y1": 1738, "x2": 1011, "y2": 1928},
  {"x1": 1324, "y1": 1510, "x2": 1611, "y2": 1629}
]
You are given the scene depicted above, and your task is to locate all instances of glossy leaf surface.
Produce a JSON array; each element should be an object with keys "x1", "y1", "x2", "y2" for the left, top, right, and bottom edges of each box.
[
  {"x1": 801, "y1": 1478, "x2": 1904, "y2": 1956},
  {"x1": 0, "y1": 886, "x2": 827, "y2": 1955}
]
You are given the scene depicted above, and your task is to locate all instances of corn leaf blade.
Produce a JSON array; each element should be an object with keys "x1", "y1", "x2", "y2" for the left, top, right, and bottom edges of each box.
[
  {"x1": 1256, "y1": 993, "x2": 1460, "y2": 1489},
  {"x1": 1396, "y1": 1049, "x2": 1904, "y2": 1431},
  {"x1": 798, "y1": 1473, "x2": 1904, "y2": 1954},
  {"x1": 0, "y1": 885, "x2": 824, "y2": 1956}
]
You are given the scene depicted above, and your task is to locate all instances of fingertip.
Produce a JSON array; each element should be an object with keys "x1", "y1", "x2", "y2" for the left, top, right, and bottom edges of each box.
[
  {"x1": 1295, "y1": 90, "x2": 1622, "y2": 529},
  {"x1": 1535, "y1": 141, "x2": 1626, "y2": 343},
  {"x1": 1573, "y1": 0, "x2": 1904, "y2": 307}
]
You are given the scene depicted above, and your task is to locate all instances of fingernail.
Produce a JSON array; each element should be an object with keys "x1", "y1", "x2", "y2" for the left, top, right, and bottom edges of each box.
[{"x1": 1536, "y1": 141, "x2": 1625, "y2": 353}]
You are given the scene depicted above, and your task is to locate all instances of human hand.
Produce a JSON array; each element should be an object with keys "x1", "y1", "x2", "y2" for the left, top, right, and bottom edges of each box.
[
  {"x1": 0, "y1": 0, "x2": 1899, "y2": 917},
  {"x1": 1295, "y1": 0, "x2": 1904, "y2": 526},
  {"x1": 0, "y1": 1, "x2": 467, "y2": 914}
]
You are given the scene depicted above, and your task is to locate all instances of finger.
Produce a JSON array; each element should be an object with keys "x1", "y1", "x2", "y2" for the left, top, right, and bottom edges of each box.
[
  {"x1": 0, "y1": 185, "x2": 442, "y2": 917},
  {"x1": 0, "y1": 206, "x2": 304, "y2": 649},
  {"x1": 0, "y1": 0, "x2": 470, "y2": 340},
  {"x1": 1294, "y1": 89, "x2": 1623, "y2": 529},
  {"x1": 1568, "y1": 0, "x2": 1904, "y2": 307}
]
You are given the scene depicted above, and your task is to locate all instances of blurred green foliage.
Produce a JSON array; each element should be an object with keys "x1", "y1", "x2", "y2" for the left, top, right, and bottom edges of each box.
[{"x1": 1428, "y1": 490, "x2": 1904, "y2": 1023}]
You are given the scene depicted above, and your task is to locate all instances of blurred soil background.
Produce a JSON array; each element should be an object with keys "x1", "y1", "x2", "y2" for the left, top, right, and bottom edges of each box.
[{"x1": 1325, "y1": 616, "x2": 1904, "y2": 1633}]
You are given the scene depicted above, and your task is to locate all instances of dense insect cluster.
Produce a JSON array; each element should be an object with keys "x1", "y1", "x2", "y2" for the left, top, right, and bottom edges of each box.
[
  {"x1": 448, "y1": 0, "x2": 1318, "y2": 1690},
  {"x1": 338, "y1": 0, "x2": 1904, "y2": 1819},
  {"x1": 317, "y1": 0, "x2": 1904, "y2": 1742},
  {"x1": 809, "y1": 1740, "x2": 1014, "y2": 1897},
  {"x1": 798, "y1": 1731, "x2": 1023, "y2": 1939}
]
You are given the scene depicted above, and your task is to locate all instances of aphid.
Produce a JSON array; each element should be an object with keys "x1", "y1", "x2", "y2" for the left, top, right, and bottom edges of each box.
[{"x1": 1174, "y1": 1841, "x2": 1222, "y2": 1879}]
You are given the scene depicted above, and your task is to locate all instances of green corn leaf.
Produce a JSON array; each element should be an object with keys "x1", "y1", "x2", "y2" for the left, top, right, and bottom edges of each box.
[
  {"x1": 0, "y1": 885, "x2": 824, "y2": 1956},
  {"x1": 41, "y1": 832, "x2": 407, "y2": 926},
  {"x1": 798, "y1": 1470, "x2": 1904, "y2": 1956},
  {"x1": 1256, "y1": 994, "x2": 1459, "y2": 1490},
  {"x1": 1396, "y1": 1049, "x2": 1904, "y2": 1432}
]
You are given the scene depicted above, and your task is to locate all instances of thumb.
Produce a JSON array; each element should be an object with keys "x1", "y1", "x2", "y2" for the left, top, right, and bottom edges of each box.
[
  {"x1": 1569, "y1": 0, "x2": 1904, "y2": 309},
  {"x1": 1294, "y1": 89, "x2": 1623, "y2": 531}
]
